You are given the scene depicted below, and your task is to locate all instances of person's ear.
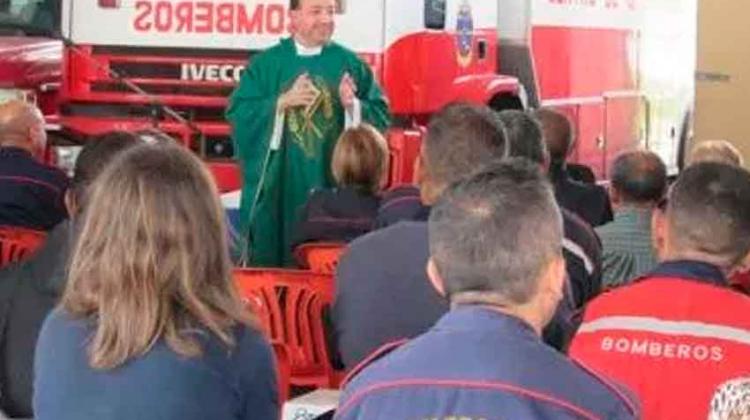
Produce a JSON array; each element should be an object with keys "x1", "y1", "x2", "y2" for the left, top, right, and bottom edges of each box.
[
  {"x1": 610, "y1": 186, "x2": 622, "y2": 207},
  {"x1": 541, "y1": 255, "x2": 566, "y2": 302},
  {"x1": 64, "y1": 189, "x2": 78, "y2": 218},
  {"x1": 426, "y1": 258, "x2": 447, "y2": 297},
  {"x1": 651, "y1": 207, "x2": 668, "y2": 261},
  {"x1": 730, "y1": 250, "x2": 750, "y2": 277},
  {"x1": 28, "y1": 122, "x2": 47, "y2": 159},
  {"x1": 288, "y1": 8, "x2": 301, "y2": 32},
  {"x1": 412, "y1": 153, "x2": 422, "y2": 185}
]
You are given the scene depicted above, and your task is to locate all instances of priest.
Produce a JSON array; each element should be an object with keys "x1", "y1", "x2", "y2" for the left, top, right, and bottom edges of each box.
[{"x1": 226, "y1": 0, "x2": 390, "y2": 267}]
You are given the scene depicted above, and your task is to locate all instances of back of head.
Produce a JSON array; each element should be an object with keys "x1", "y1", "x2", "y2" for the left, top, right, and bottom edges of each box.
[
  {"x1": 69, "y1": 131, "x2": 143, "y2": 211},
  {"x1": 63, "y1": 142, "x2": 251, "y2": 370},
  {"x1": 0, "y1": 100, "x2": 45, "y2": 156},
  {"x1": 611, "y1": 150, "x2": 667, "y2": 205},
  {"x1": 709, "y1": 377, "x2": 750, "y2": 420},
  {"x1": 421, "y1": 103, "x2": 508, "y2": 200},
  {"x1": 429, "y1": 158, "x2": 563, "y2": 305},
  {"x1": 667, "y1": 162, "x2": 750, "y2": 269},
  {"x1": 689, "y1": 140, "x2": 744, "y2": 167},
  {"x1": 332, "y1": 124, "x2": 389, "y2": 194},
  {"x1": 533, "y1": 108, "x2": 573, "y2": 164},
  {"x1": 496, "y1": 110, "x2": 547, "y2": 165}
]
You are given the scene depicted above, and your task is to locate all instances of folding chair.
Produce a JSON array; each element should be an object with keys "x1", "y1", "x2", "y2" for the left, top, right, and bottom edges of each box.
[
  {"x1": 293, "y1": 242, "x2": 346, "y2": 275},
  {"x1": 234, "y1": 268, "x2": 340, "y2": 388},
  {"x1": 0, "y1": 226, "x2": 46, "y2": 269}
]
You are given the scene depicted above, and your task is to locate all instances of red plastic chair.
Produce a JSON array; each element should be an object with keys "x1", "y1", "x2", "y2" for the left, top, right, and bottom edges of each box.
[
  {"x1": 293, "y1": 242, "x2": 346, "y2": 274},
  {"x1": 0, "y1": 226, "x2": 46, "y2": 269},
  {"x1": 234, "y1": 268, "x2": 340, "y2": 388}
]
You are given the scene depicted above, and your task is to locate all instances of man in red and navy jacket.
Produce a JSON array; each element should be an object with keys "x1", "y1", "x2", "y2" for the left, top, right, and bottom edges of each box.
[
  {"x1": 570, "y1": 162, "x2": 750, "y2": 420},
  {"x1": 336, "y1": 160, "x2": 639, "y2": 420},
  {"x1": 0, "y1": 100, "x2": 68, "y2": 231}
]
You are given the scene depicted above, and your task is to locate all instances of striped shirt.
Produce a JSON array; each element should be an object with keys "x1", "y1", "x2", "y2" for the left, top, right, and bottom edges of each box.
[{"x1": 596, "y1": 207, "x2": 658, "y2": 289}]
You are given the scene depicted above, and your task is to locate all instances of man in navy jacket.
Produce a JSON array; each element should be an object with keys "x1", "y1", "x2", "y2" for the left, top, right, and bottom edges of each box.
[{"x1": 337, "y1": 160, "x2": 639, "y2": 420}]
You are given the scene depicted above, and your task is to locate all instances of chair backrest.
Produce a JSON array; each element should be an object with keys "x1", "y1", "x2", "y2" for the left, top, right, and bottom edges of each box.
[
  {"x1": 293, "y1": 242, "x2": 346, "y2": 274},
  {"x1": 0, "y1": 226, "x2": 46, "y2": 269},
  {"x1": 233, "y1": 268, "x2": 336, "y2": 387}
]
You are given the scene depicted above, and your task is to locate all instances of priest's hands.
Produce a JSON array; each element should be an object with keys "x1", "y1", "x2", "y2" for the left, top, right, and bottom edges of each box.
[
  {"x1": 278, "y1": 73, "x2": 319, "y2": 111},
  {"x1": 339, "y1": 72, "x2": 357, "y2": 109}
]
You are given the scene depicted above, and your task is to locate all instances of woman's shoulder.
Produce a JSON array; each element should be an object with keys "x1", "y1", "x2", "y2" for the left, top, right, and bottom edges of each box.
[
  {"x1": 41, "y1": 308, "x2": 89, "y2": 334},
  {"x1": 36, "y1": 309, "x2": 92, "y2": 358}
]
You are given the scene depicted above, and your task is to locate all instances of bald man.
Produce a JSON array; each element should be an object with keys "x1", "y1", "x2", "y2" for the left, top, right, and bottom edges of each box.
[{"x1": 0, "y1": 100, "x2": 68, "y2": 230}]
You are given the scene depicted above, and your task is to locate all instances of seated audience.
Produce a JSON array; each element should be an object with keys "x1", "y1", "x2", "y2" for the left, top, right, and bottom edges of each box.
[
  {"x1": 497, "y1": 110, "x2": 603, "y2": 310},
  {"x1": 0, "y1": 131, "x2": 141, "y2": 418},
  {"x1": 292, "y1": 124, "x2": 388, "y2": 248},
  {"x1": 709, "y1": 378, "x2": 750, "y2": 420},
  {"x1": 33, "y1": 143, "x2": 278, "y2": 420},
  {"x1": 689, "y1": 140, "x2": 744, "y2": 167},
  {"x1": 332, "y1": 103, "x2": 506, "y2": 370},
  {"x1": 568, "y1": 162, "x2": 597, "y2": 184},
  {"x1": 0, "y1": 100, "x2": 69, "y2": 230},
  {"x1": 374, "y1": 147, "x2": 429, "y2": 228},
  {"x1": 687, "y1": 142, "x2": 750, "y2": 294},
  {"x1": 534, "y1": 108, "x2": 613, "y2": 227},
  {"x1": 337, "y1": 160, "x2": 639, "y2": 420},
  {"x1": 570, "y1": 162, "x2": 750, "y2": 420},
  {"x1": 373, "y1": 184, "x2": 428, "y2": 229},
  {"x1": 596, "y1": 150, "x2": 667, "y2": 289}
]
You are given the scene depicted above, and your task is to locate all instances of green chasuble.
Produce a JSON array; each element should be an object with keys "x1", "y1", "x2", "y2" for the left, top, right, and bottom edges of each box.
[{"x1": 226, "y1": 38, "x2": 390, "y2": 267}]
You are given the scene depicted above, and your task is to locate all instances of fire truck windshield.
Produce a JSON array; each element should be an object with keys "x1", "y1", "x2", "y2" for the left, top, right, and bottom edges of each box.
[{"x1": 0, "y1": 0, "x2": 59, "y2": 36}]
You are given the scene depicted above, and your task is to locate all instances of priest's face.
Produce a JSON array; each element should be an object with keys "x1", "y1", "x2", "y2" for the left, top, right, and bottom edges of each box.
[{"x1": 291, "y1": 0, "x2": 336, "y2": 47}]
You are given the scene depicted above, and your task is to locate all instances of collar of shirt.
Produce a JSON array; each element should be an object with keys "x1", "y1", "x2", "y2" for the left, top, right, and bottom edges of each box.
[
  {"x1": 294, "y1": 39, "x2": 323, "y2": 56},
  {"x1": 0, "y1": 146, "x2": 32, "y2": 159},
  {"x1": 434, "y1": 305, "x2": 539, "y2": 339},
  {"x1": 646, "y1": 259, "x2": 727, "y2": 287},
  {"x1": 613, "y1": 206, "x2": 653, "y2": 227}
]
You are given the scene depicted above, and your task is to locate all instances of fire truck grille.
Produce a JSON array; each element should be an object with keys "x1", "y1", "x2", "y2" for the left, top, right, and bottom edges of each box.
[
  {"x1": 69, "y1": 46, "x2": 254, "y2": 121},
  {"x1": 110, "y1": 62, "x2": 183, "y2": 80},
  {"x1": 91, "y1": 81, "x2": 235, "y2": 98}
]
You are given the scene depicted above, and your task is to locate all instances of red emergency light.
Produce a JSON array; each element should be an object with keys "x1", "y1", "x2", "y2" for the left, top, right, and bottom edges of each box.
[{"x1": 98, "y1": 0, "x2": 121, "y2": 8}]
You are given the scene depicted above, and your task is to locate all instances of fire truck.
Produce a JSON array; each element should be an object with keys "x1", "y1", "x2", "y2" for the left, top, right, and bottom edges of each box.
[{"x1": 56, "y1": 0, "x2": 695, "y2": 192}]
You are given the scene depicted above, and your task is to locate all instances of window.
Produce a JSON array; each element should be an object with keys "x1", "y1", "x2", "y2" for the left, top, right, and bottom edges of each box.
[{"x1": 0, "y1": 0, "x2": 59, "y2": 35}]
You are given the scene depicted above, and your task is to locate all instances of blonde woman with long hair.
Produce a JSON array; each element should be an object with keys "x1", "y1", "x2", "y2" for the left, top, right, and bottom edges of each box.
[{"x1": 33, "y1": 143, "x2": 278, "y2": 420}]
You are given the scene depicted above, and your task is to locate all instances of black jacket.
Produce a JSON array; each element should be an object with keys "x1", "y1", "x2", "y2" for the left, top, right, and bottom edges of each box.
[
  {"x1": 550, "y1": 163, "x2": 613, "y2": 227},
  {"x1": 0, "y1": 147, "x2": 69, "y2": 231},
  {"x1": 291, "y1": 187, "x2": 380, "y2": 248},
  {"x1": 0, "y1": 221, "x2": 72, "y2": 418}
]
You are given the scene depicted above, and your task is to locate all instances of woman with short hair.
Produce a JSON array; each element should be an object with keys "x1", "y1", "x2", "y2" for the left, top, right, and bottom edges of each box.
[
  {"x1": 33, "y1": 142, "x2": 278, "y2": 420},
  {"x1": 291, "y1": 123, "x2": 389, "y2": 249}
]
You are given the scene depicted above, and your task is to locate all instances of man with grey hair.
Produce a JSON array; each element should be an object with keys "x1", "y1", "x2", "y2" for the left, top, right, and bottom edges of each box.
[
  {"x1": 571, "y1": 162, "x2": 750, "y2": 420},
  {"x1": 332, "y1": 103, "x2": 506, "y2": 370},
  {"x1": 534, "y1": 107, "x2": 613, "y2": 227},
  {"x1": 0, "y1": 100, "x2": 68, "y2": 230},
  {"x1": 337, "y1": 160, "x2": 639, "y2": 420},
  {"x1": 597, "y1": 150, "x2": 667, "y2": 288},
  {"x1": 497, "y1": 110, "x2": 603, "y2": 310}
]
